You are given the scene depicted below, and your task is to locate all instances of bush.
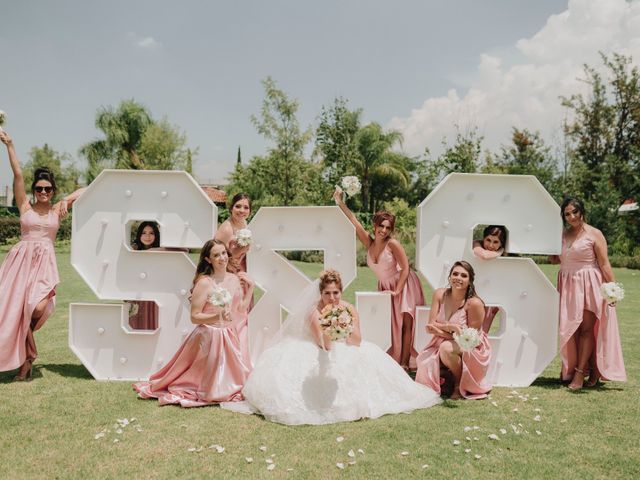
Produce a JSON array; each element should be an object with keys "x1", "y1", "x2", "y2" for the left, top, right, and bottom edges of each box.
[{"x1": 0, "y1": 216, "x2": 21, "y2": 244}]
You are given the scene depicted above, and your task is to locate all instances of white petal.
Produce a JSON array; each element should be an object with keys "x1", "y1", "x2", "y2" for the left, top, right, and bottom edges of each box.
[
  {"x1": 474, "y1": 454, "x2": 482, "y2": 460},
  {"x1": 216, "y1": 446, "x2": 225, "y2": 453},
  {"x1": 453, "y1": 440, "x2": 461, "y2": 446},
  {"x1": 473, "y1": 437, "x2": 479, "y2": 441},
  {"x1": 510, "y1": 390, "x2": 519, "y2": 395},
  {"x1": 560, "y1": 419, "x2": 567, "y2": 423},
  {"x1": 287, "y1": 468, "x2": 294, "y2": 472},
  {"x1": 245, "y1": 457, "x2": 253, "y2": 463},
  {"x1": 532, "y1": 397, "x2": 539, "y2": 400},
  {"x1": 348, "y1": 461, "x2": 356, "y2": 466},
  {"x1": 465, "y1": 437, "x2": 471, "y2": 441},
  {"x1": 464, "y1": 449, "x2": 471, "y2": 453},
  {"x1": 357, "y1": 449, "x2": 365, "y2": 455},
  {"x1": 266, "y1": 459, "x2": 274, "y2": 464},
  {"x1": 113, "y1": 439, "x2": 119, "y2": 443},
  {"x1": 499, "y1": 429, "x2": 507, "y2": 435},
  {"x1": 116, "y1": 429, "x2": 123, "y2": 434},
  {"x1": 534, "y1": 408, "x2": 541, "y2": 412},
  {"x1": 533, "y1": 415, "x2": 542, "y2": 422},
  {"x1": 259, "y1": 446, "x2": 268, "y2": 452},
  {"x1": 491, "y1": 401, "x2": 498, "y2": 407},
  {"x1": 422, "y1": 464, "x2": 429, "y2": 469},
  {"x1": 336, "y1": 436, "x2": 344, "y2": 442},
  {"x1": 473, "y1": 426, "x2": 480, "y2": 430},
  {"x1": 488, "y1": 434, "x2": 500, "y2": 441},
  {"x1": 464, "y1": 426, "x2": 472, "y2": 432},
  {"x1": 336, "y1": 463, "x2": 345, "y2": 469},
  {"x1": 400, "y1": 451, "x2": 410, "y2": 456},
  {"x1": 536, "y1": 430, "x2": 542, "y2": 436},
  {"x1": 347, "y1": 450, "x2": 355, "y2": 458},
  {"x1": 187, "y1": 447, "x2": 197, "y2": 452},
  {"x1": 267, "y1": 464, "x2": 276, "y2": 471}
]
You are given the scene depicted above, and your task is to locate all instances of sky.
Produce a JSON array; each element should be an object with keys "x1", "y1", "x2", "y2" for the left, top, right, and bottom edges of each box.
[{"x1": 1, "y1": 0, "x2": 639, "y2": 188}]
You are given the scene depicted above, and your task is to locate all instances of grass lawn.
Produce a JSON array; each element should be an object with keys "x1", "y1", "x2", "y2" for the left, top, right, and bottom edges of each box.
[{"x1": 0, "y1": 250, "x2": 638, "y2": 479}]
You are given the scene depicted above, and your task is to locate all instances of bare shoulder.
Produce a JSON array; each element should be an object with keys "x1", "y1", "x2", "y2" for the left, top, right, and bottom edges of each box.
[
  {"x1": 434, "y1": 288, "x2": 446, "y2": 301},
  {"x1": 586, "y1": 224, "x2": 605, "y2": 241},
  {"x1": 466, "y1": 296, "x2": 485, "y2": 309},
  {"x1": 215, "y1": 220, "x2": 233, "y2": 241}
]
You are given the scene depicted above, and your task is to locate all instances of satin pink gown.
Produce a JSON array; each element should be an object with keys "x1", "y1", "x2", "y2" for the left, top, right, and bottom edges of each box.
[
  {"x1": 367, "y1": 245, "x2": 425, "y2": 368},
  {"x1": 227, "y1": 232, "x2": 252, "y2": 361},
  {"x1": 133, "y1": 274, "x2": 251, "y2": 407},
  {"x1": 415, "y1": 304, "x2": 492, "y2": 399},
  {"x1": 558, "y1": 235, "x2": 626, "y2": 382},
  {"x1": 0, "y1": 208, "x2": 59, "y2": 371},
  {"x1": 128, "y1": 301, "x2": 158, "y2": 330}
]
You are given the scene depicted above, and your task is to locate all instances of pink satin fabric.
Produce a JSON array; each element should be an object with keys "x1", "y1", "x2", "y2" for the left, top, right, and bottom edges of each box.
[
  {"x1": 128, "y1": 301, "x2": 158, "y2": 330},
  {"x1": 0, "y1": 208, "x2": 59, "y2": 371},
  {"x1": 227, "y1": 234, "x2": 252, "y2": 361},
  {"x1": 133, "y1": 274, "x2": 251, "y2": 407},
  {"x1": 367, "y1": 245, "x2": 425, "y2": 368},
  {"x1": 415, "y1": 305, "x2": 492, "y2": 399},
  {"x1": 558, "y1": 235, "x2": 626, "y2": 381}
]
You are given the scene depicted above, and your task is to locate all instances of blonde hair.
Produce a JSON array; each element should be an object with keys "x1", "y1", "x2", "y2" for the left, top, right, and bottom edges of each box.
[{"x1": 319, "y1": 269, "x2": 343, "y2": 292}]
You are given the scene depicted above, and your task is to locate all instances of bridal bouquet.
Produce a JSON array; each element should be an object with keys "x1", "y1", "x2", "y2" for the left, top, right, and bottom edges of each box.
[
  {"x1": 453, "y1": 326, "x2": 481, "y2": 352},
  {"x1": 319, "y1": 304, "x2": 354, "y2": 341},
  {"x1": 0, "y1": 110, "x2": 6, "y2": 132},
  {"x1": 208, "y1": 285, "x2": 232, "y2": 308},
  {"x1": 340, "y1": 176, "x2": 361, "y2": 197},
  {"x1": 235, "y1": 228, "x2": 253, "y2": 247},
  {"x1": 600, "y1": 282, "x2": 624, "y2": 303}
]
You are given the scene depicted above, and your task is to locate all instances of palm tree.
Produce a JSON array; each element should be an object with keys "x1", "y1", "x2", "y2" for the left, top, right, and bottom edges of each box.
[
  {"x1": 81, "y1": 100, "x2": 152, "y2": 181},
  {"x1": 353, "y1": 123, "x2": 410, "y2": 212}
]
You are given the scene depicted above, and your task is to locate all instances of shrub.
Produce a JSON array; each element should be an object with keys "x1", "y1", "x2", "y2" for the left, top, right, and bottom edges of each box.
[{"x1": 0, "y1": 216, "x2": 21, "y2": 244}]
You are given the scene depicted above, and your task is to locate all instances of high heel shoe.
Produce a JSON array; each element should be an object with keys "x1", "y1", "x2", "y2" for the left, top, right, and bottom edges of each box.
[
  {"x1": 568, "y1": 367, "x2": 585, "y2": 391},
  {"x1": 13, "y1": 360, "x2": 33, "y2": 382},
  {"x1": 585, "y1": 367, "x2": 602, "y2": 388}
]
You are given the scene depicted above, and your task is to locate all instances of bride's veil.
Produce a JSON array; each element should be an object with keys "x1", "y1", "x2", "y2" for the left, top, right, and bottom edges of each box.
[{"x1": 267, "y1": 279, "x2": 321, "y2": 347}]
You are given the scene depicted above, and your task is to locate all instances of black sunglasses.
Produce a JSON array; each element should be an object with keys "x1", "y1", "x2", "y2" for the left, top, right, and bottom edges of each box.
[{"x1": 34, "y1": 186, "x2": 54, "y2": 193}]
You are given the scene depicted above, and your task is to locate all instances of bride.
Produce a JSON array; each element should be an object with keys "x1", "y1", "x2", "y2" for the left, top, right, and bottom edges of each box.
[{"x1": 225, "y1": 269, "x2": 441, "y2": 425}]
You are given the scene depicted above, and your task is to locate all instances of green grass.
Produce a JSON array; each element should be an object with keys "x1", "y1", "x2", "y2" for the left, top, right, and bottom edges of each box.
[{"x1": 1, "y1": 251, "x2": 638, "y2": 479}]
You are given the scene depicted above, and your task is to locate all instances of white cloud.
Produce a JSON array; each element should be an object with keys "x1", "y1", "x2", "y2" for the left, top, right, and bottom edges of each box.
[
  {"x1": 128, "y1": 33, "x2": 162, "y2": 50},
  {"x1": 389, "y1": 0, "x2": 640, "y2": 156}
]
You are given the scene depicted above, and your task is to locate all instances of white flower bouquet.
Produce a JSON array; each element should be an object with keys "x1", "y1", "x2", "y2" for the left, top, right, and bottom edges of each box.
[
  {"x1": 453, "y1": 326, "x2": 481, "y2": 351},
  {"x1": 319, "y1": 304, "x2": 354, "y2": 341},
  {"x1": 340, "y1": 176, "x2": 361, "y2": 197},
  {"x1": 208, "y1": 285, "x2": 232, "y2": 308},
  {"x1": 235, "y1": 228, "x2": 253, "y2": 247},
  {"x1": 600, "y1": 282, "x2": 624, "y2": 303},
  {"x1": 0, "y1": 110, "x2": 6, "y2": 132}
]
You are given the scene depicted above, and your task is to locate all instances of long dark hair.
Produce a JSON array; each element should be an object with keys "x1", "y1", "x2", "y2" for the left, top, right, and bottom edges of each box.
[
  {"x1": 191, "y1": 239, "x2": 229, "y2": 289},
  {"x1": 446, "y1": 260, "x2": 480, "y2": 309},
  {"x1": 560, "y1": 197, "x2": 585, "y2": 225},
  {"x1": 132, "y1": 221, "x2": 160, "y2": 250},
  {"x1": 482, "y1": 225, "x2": 508, "y2": 251},
  {"x1": 31, "y1": 167, "x2": 57, "y2": 195}
]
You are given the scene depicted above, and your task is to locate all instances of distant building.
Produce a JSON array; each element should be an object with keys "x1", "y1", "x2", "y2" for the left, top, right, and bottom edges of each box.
[
  {"x1": 0, "y1": 185, "x2": 13, "y2": 207},
  {"x1": 618, "y1": 198, "x2": 638, "y2": 215},
  {"x1": 200, "y1": 185, "x2": 227, "y2": 207}
]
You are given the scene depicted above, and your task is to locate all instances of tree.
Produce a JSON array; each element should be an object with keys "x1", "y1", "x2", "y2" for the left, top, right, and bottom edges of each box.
[
  {"x1": 236, "y1": 146, "x2": 242, "y2": 165},
  {"x1": 24, "y1": 144, "x2": 81, "y2": 196},
  {"x1": 240, "y1": 77, "x2": 314, "y2": 206},
  {"x1": 352, "y1": 122, "x2": 409, "y2": 213},
  {"x1": 314, "y1": 97, "x2": 362, "y2": 187},
  {"x1": 81, "y1": 99, "x2": 193, "y2": 181}
]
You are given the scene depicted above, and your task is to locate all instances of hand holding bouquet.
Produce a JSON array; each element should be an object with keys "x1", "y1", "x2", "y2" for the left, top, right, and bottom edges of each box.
[
  {"x1": 340, "y1": 176, "x2": 361, "y2": 198},
  {"x1": 453, "y1": 326, "x2": 481, "y2": 352},
  {"x1": 600, "y1": 282, "x2": 624, "y2": 304},
  {"x1": 0, "y1": 110, "x2": 6, "y2": 133},
  {"x1": 235, "y1": 228, "x2": 253, "y2": 248},
  {"x1": 319, "y1": 303, "x2": 354, "y2": 341},
  {"x1": 208, "y1": 285, "x2": 232, "y2": 308}
]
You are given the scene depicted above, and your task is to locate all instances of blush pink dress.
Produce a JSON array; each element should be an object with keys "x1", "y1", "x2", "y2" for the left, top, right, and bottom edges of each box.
[
  {"x1": 367, "y1": 244, "x2": 425, "y2": 368},
  {"x1": 128, "y1": 301, "x2": 158, "y2": 330},
  {"x1": 0, "y1": 208, "x2": 59, "y2": 371},
  {"x1": 133, "y1": 274, "x2": 251, "y2": 407},
  {"x1": 226, "y1": 227, "x2": 252, "y2": 360},
  {"x1": 558, "y1": 234, "x2": 626, "y2": 382},
  {"x1": 415, "y1": 303, "x2": 492, "y2": 399}
]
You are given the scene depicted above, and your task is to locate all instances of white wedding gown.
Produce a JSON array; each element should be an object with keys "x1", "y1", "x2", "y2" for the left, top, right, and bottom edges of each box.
[{"x1": 222, "y1": 281, "x2": 442, "y2": 425}]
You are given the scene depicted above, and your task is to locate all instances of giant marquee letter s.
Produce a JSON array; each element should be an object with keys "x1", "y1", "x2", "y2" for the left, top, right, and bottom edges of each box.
[
  {"x1": 416, "y1": 173, "x2": 562, "y2": 387},
  {"x1": 69, "y1": 170, "x2": 216, "y2": 380}
]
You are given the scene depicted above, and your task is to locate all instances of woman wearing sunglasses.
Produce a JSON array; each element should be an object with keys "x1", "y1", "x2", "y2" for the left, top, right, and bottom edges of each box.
[{"x1": 0, "y1": 131, "x2": 85, "y2": 380}]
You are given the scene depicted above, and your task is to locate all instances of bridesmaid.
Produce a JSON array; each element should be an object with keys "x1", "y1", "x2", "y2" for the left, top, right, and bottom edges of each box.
[
  {"x1": 333, "y1": 186, "x2": 425, "y2": 371},
  {"x1": 473, "y1": 225, "x2": 507, "y2": 333},
  {"x1": 127, "y1": 221, "x2": 161, "y2": 330},
  {"x1": 0, "y1": 131, "x2": 85, "y2": 380},
  {"x1": 415, "y1": 261, "x2": 492, "y2": 400},
  {"x1": 133, "y1": 239, "x2": 254, "y2": 407},
  {"x1": 550, "y1": 197, "x2": 626, "y2": 390},
  {"x1": 215, "y1": 193, "x2": 251, "y2": 274}
]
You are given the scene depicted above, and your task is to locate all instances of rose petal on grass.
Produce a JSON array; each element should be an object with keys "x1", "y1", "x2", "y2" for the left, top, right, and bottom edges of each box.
[
  {"x1": 336, "y1": 436, "x2": 344, "y2": 442},
  {"x1": 287, "y1": 468, "x2": 294, "y2": 472},
  {"x1": 245, "y1": 457, "x2": 254, "y2": 463},
  {"x1": 422, "y1": 464, "x2": 429, "y2": 469},
  {"x1": 474, "y1": 454, "x2": 482, "y2": 460},
  {"x1": 347, "y1": 450, "x2": 355, "y2": 458},
  {"x1": 348, "y1": 461, "x2": 356, "y2": 466},
  {"x1": 560, "y1": 419, "x2": 567, "y2": 423},
  {"x1": 115, "y1": 429, "x2": 123, "y2": 434},
  {"x1": 473, "y1": 426, "x2": 480, "y2": 430},
  {"x1": 113, "y1": 439, "x2": 119, "y2": 443},
  {"x1": 336, "y1": 463, "x2": 345, "y2": 469},
  {"x1": 465, "y1": 437, "x2": 471, "y2": 441},
  {"x1": 534, "y1": 408, "x2": 541, "y2": 412},
  {"x1": 188, "y1": 447, "x2": 197, "y2": 452},
  {"x1": 533, "y1": 415, "x2": 542, "y2": 422},
  {"x1": 453, "y1": 440, "x2": 461, "y2": 446},
  {"x1": 464, "y1": 426, "x2": 472, "y2": 432},
  {"x1": 512, "y1": 408, "x2": 519, "y2": 412},
  {"x1": 536, "y1": 430, "x2": 542, "y2": 436},
  {"x1": 259, "y1": 446, "x2": 268, "y2": 452},
  {"x1": 267, "y1": 464, "x2": 276, "y2": 471},
  {"x1": 488, "y1": 434, "x2": 500, "y2": 441},
  {"x1": 357, "y1": 449, "x2": 365, "y2": 455},
  {"x1": 400, "y1": 451, "x2": 410, "y2": 456},
  {"x1": 499, "y1": 428, "x2": 507, "y2": 435},
  {"x1": 491, "y1": 401, "x2": 499, "y2": 407},
  {"x1": 473, "y1": 437, "x2": 479, "y2": 441},
  {"x1": 464, "y1": 449, "x2": 471, "y2": 453},
  {"x1": 266, "y1": 459, "x2": 274, "y2": 464}
]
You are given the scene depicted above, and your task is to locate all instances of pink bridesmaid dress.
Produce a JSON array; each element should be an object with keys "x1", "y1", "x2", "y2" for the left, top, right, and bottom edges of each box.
[
  {"x1": 558, "y1": 235, "x2": 626, "y2": 382},
  {"x1": 133, "y1": 274, "x2": 251, "y2": 407},
  {"x1": 227, "y1": 233, "x2": 252, "y2": 360},
  {"x1": 128, "y1": 301, "x2": 158, "y2": 330},
  {"x1": 415, "y1": 304, "x2": 492, "y2": 399},
  {"x1": 367, "y1": 245, "x2": 425, "y2": 368},
  {"x1": 0, "y1": 208, "x2": 59, "y2": 371}
]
